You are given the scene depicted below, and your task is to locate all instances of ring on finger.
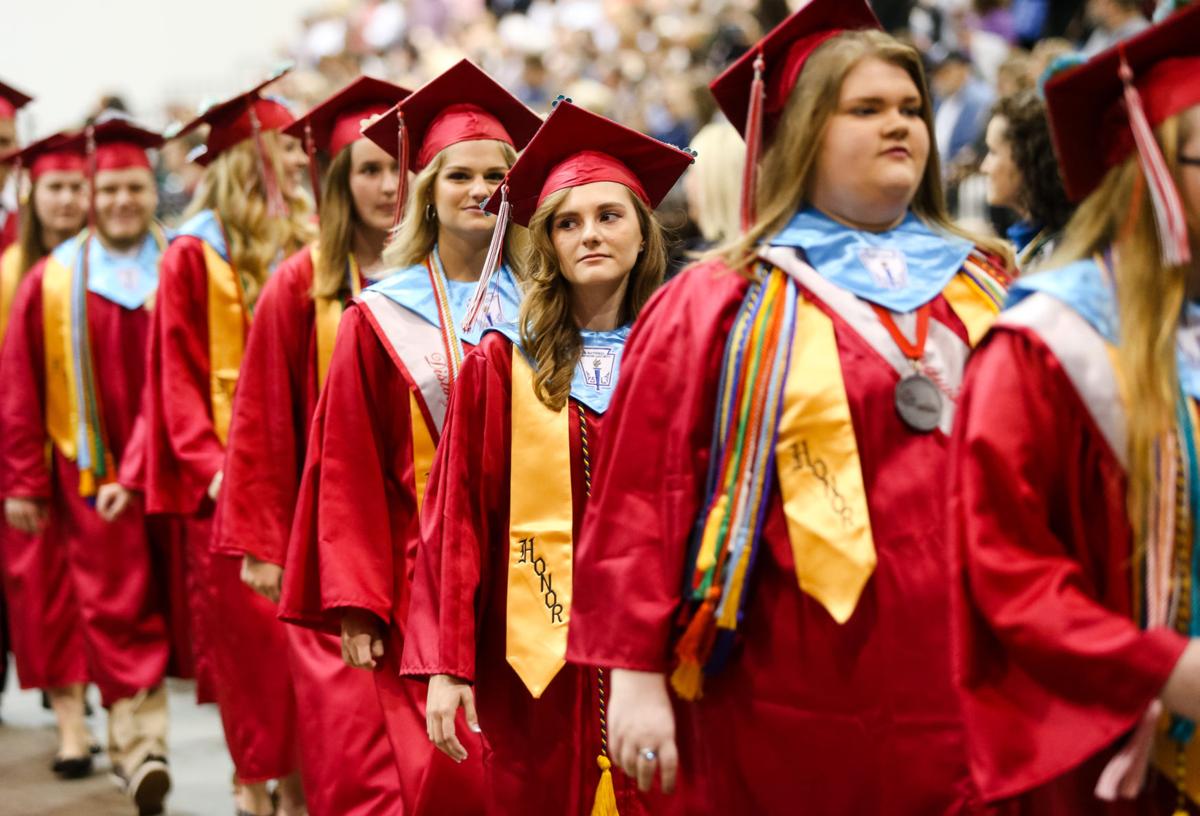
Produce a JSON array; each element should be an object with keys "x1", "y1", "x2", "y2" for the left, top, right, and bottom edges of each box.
[{"x1": 639, "y1": 748, "x2": 657, "y2": 762}]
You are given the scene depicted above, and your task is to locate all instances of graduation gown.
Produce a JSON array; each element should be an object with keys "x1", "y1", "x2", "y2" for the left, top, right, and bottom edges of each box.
[
  {"x1": 950, "y1": 261, "x2": 1191, "y2": 814},
  {"x1": 281, "y1": 254, "x2": 521, "y2": 814},
  {"x1": 402, "y1": 330, "x2": 677, "y2": 815},
  {"x1": 141, "y1": 212, "x2": 296, "y2": 781},
  {"x1": 0, "y1": 241, "x2": 168, "y2": 706},
  {"x1": 0, "y1": 246, "x2": 88, "y2": 694},
  {"x1": 218, "y1": 245, "x2": 402, "y2": 815},
  {"x1": 567, "y1": 229, "x2": 1005, "y2": 815}
]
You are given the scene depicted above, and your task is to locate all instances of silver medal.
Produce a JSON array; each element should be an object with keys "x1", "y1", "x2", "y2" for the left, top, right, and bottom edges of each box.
[{"x1": 894, "y1": 373, "x2": 942, "y2": 433}]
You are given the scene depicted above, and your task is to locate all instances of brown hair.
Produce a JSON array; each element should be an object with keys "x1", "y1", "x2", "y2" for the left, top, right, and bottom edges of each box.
[
  {"x1": 712, "y1": 29, "x2": 1012, "y2": 272},
  {"x1": 1048, "y1": 110, "x2": 1198, "y2": 544},
  {"x1": 311, "y1": 146, "x2": 355, "y2": 299},
  {"x1": 14, "y1": 175, "x2": 88, "y2": 277},
  {"x1": 184, "y1": 131, "x2": 314, "y2": 306},
  {"x1": 990, "y1": 90, "x2": 1074, "y2": 233},
  {"x1": 519, "y1": 185, "x2": 668, "y2": 411}
]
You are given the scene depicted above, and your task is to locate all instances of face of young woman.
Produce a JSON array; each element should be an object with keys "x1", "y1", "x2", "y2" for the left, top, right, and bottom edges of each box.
[
  {"x1": 33, "y1": 170, "x2": 87, "y2": 237},
  {"x1": 981, "y1": 115, "x2": 1024, "y2": 215},
  {"x1": 93, "y1": 167, "x2": 157, "y2": 248},
  {"x1": 432, "y1": 139, "x2": 509, "y2": 241},
  {"x1": 1181, "y1": 106, "x2": 1200, "y2": 244},
  {"x1": 348, "y1": 138, "x2": 400, "y2": 234},
  {"x1": 550, "y1": 181, "x2": 644, "y2": 289},
  {"x1": 276, "y1": 132, "x2": 309, "y2": 198},
  {"x1": 810, "y1": 57, "x2": 931, "y2": 228}
]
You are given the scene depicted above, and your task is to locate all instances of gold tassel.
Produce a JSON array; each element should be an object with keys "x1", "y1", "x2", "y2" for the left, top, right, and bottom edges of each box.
[
  {"x1": 670, "y1": 658, "x2": 705, "y2": 701},
  {"x1": 590, "y1": 755, "x2": 619, "y2": 816}
]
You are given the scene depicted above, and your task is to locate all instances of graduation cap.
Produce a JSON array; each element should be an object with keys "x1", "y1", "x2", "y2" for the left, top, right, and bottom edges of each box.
[
  {"x1": 1, "y1": 130, "x2": 85, "y2": 180},
  {"x1": 0, "y1": 79, "x2": 32, "y2": 120},
  {"x1": 1044, "y1": 2, "x2": 1200, "y2": 265},
  {"x1": 360, "y1": 59, "x2": 541, "y2": 225},
  {"x1": 462, "y1": 98, "x2": 695, "y2": 331},
  {"x1": 172, "y1": 68, "x2": 295, "y2": 216},
  {"x1": 88, "y1": 115, "x2": 164, "y2": 173},
  {"x1": 282, "y1": 75, "x2": 411, "y2": 214},
  {"x1": 708, "y1": 0, "x2": 881, "y2": 229}
]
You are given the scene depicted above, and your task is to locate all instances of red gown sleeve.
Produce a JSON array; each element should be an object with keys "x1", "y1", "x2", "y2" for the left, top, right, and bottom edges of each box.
[
  {"x1": 143, "y1": 237, "x2": 224, "y2": 514},
  {"x1": 118, "y1": 412, "x2": 147, "y2": 492},
  {"x1": 566, "y1": 263, "x2": 747, "y2": 672},
  {"x1": 217, "y1": 252, "x2": 313, "y2": 564},
  {"x1": 950, "y1": 326, "x2": 1188, "y2": 800},
  {"x1": 0, "y1": 262, "x2": 51, "y2": 499},
  {"x1": 401, "y1": 336, "x2": 512, "y2": 682},
  {"x1": 279, "y1": 303, "x2": 417, "y2": 632}
]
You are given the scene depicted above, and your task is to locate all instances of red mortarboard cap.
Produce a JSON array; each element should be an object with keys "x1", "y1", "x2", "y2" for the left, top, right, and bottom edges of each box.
[
  {"x1": 173, "y1": 68, "x2": 295, "y2": 166},
  {"x1": 361, "y1": 59, "x2": 540, "y2": 172},
  {"x1": 1044, "y1": 2, "x2": 1200, "y2": 202},
  {"x1": 284, "y1": 75, "x2": 412, "y2": 157},
  {"x1": 484, "y1": 98, "x2": 695, "y2": 227},
  {"x1": 1, "y1": 131, "x2": 86, "y2": 179},
  {"x1": 0, "y1": 79, "x2": 33, "y2": 120},
  {"x1": 709, "y1": 0, "x2": 881, "y2": 143},
  {"x1": 89, "y1": 116, "x2": 163, "y2": 172}
]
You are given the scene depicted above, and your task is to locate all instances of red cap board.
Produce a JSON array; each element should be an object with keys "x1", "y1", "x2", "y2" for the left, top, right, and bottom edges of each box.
[
  {"x1": 709, "y1": 0, "x2": 881, "y2": 144},
  {"x1": 360, "y1": 59, "x2": 541, "y2": 172},
  {"x1": 89, "y1": 117, "x2": 163, "y2": 172},
  {"x1": 1, "y1": 131, "x2": 86, "y2": 179},
  {"x1": 0, "y1": 79, "x2": 32, "y2": 120},
  {"x1": 484, "y1": 98, "x2": 695, "y2": 227},
  {"x1": 1044, "y1": 1, "x2": 1200, "y2": 202},
  {"x1": 284, "y1": 75, "x2": 411, "y2": 157},
  {"x1": 174, "y1": 68, "x2": 295, "y2": 166}
]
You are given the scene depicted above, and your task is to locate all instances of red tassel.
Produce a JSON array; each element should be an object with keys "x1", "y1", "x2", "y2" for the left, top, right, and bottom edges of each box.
[
  {"x1": 462, "y1": 183, "x2": 509, "y2": 333},
  {"x1": 392, "y1": 112, "x2": 409, "y2": 230},
  {"x1": 84, "y1": 124, "x2": 98, "y2": 233},
  {"x1": 304, "y1": 120, "x2": 321, "y2": 217},
  {"x1": 249, "y1": 108, "x2": 288, "y2": 219},
  {"x1": 1118, "y1": 47, "x2": 1191, "y2": 267},
  {"x1": 740, "y1": 51, "x2": 766, "y2": 232},
  {"x1": 13, "y1": 156, "x2": 23, "y2": 240}
]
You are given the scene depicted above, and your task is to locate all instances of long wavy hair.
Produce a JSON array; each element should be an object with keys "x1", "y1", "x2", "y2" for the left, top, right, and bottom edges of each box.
[
  {"x1": 381, "y1": 140, "x2": 520, "y2": 270},
  {"x1": 1048, "y1": 110, "x2": 1198, "y2": 543},
  {"x1": 991, "y1": 90, "x2": 1074, "y2": 233},
  {"x1": 14, "y1": 175, "x2": 87, "y2": 276},
  {"x1": 519, "y1": 186, "x2": 668, "y2": 411},
  {"x1": 311, "y1": 146, "x2": 356, "y2": 299},
  {"x1": 713, "y1": 29, "x2": 1012, "y2": 272},
  {"x1": 184, "y1": 131, "x2": 314, "y2": 305}
]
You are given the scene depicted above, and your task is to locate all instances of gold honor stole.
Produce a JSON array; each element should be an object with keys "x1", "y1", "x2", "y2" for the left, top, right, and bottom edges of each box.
[
  {"x1": 311, "y1": 247, "x2": 363, "y2": 390},
  {"x1": 998, "y1": 288, "x2": 1200, "y2": 804},
  {"x1": 356, "y1": 289, "x2": 443, "y2": 510},
  {"x1": 0, "y1": 244, "x2": 23, "y2": 345},
  {"x1": 205, "y1": 240, "x2": 251, "y2": 445},
  {"x1": 759, "y1": 245, "x2": 1005, "y2": 623},
  {"x1": 505, "y1": 351, "x2": 573, "y2": 698}
]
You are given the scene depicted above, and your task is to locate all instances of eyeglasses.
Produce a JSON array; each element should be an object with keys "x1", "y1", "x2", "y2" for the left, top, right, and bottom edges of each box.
[{"x1": 1182, "y1": 155, "x2": 1200, "y2": 167}]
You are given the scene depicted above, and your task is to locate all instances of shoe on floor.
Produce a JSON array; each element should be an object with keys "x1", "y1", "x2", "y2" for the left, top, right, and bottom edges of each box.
[
  {"x1": 51, "y1": 753, "x2": 94, "y2": 779},
  {"x1": 126, "y1": 756, "x2": 171, "y2": 815}
]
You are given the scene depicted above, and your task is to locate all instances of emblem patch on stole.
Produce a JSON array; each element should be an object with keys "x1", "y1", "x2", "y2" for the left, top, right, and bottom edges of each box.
[
  {"x1": 479, "y1": 291, "x2": 505, "y2": 328},
  {"x1": 580, "y1": 346, "x2": 616, "y2": 390},
  {"x1": 116, "y1": 266, "x2": 140, "y2": 290},
  {"x1": 858, "y1": 247, "x2": 908, "y2": 290}
]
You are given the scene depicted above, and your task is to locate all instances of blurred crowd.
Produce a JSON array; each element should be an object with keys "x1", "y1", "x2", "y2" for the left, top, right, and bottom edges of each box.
[{"x1": 134, "y1": 0, "x2": 1154, "y2": 242}]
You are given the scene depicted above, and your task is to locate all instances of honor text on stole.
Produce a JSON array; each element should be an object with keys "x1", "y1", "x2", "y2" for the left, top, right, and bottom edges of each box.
[
  {"x1": 516, "y1": 536, "x2": 565, "y2": 624},
  {"x1": 424, "y1": 350, "x2": 453, "y2": 398},
  {"x1": 785, "y1": 439, "x2": 855, "y2": 529}
]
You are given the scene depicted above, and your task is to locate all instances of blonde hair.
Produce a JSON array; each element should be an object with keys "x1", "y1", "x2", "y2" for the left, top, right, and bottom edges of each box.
[
  {"x1": 184, "y1": 130, "x2": 314, "y2": 305},
  {"x1": 713, "y1": 29, "x2": 1012, "y2": 272},
  {"x1": 687, "y1": 120, "x2": 745, "y2": 244},
  {"x1": 312, "y1": 146, "x2": 355, "y2": 299},
  {"x1": 381, "y1": 140, "x2": 520, "y2": 270},
  {"x1": 1048, "y1": 112, "x2": 1196, "y2": 541},
  {"x1": 519, "y1": 186, "x2": 668, "y2": 411}
]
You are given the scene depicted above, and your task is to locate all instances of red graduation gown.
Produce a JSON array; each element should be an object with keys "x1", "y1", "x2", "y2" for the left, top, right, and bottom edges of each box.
[
  {"x1": 0, "y1": 258, "x2": 168, "y2": 706},
  {"x1": 218, "y1": 246, "x2": 403, "y2": 815},
  {"x1": 950, "y1": 325, "x2": 1189, "y2": 814},
  {"x1": 280, "y1": 300, "x2": 482, "y2": 815},
  {"x1": 401, "y1": 333, "x2": 675, "y2": 815},
  {"x1": 567, "y1": 260, "x2": 980, "y2": 815},
  {"x1": 142, "y1": 234, "x2": 296, "y2": 781}
]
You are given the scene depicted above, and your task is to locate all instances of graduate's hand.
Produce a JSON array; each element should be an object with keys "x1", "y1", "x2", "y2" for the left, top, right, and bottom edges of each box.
[
  {"x1": 609, "y1": 668, "x2": 678, "y2": 794},
  {"x1": 95, "y1": 483, "x2": 135, "y2": 522},
  {"x1": 240, "y1": 554, "x2": 283, "y2": 604},
  {"x1": 1163, "y1": 640, "x2": 1200, "y2": 721},
  {"x1": 340, "y1": 608, "x2": 385, "y2": 669},
  {"x1": 426, "y1": 674, "x2": 480, "y2": 762},
  {"x1": 207, "y1": 470, "x2": 223, "y2": 501},
  {"x1": 4, "y1": 497, "x2": 49, "y2": 534}
]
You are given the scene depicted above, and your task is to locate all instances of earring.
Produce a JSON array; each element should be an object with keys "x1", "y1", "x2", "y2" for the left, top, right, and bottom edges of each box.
[{"x1": 425, "y1": 204, "x2": 436, "y2": 222}]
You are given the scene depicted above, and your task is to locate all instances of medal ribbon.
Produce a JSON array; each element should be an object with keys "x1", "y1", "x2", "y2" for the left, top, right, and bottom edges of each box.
[
  {"x1": 506, "y1": 350, "x2": 574, "y2": 699},
  {"x1": 870, "y1": 302, "x2": 930, "y2": 365}
]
